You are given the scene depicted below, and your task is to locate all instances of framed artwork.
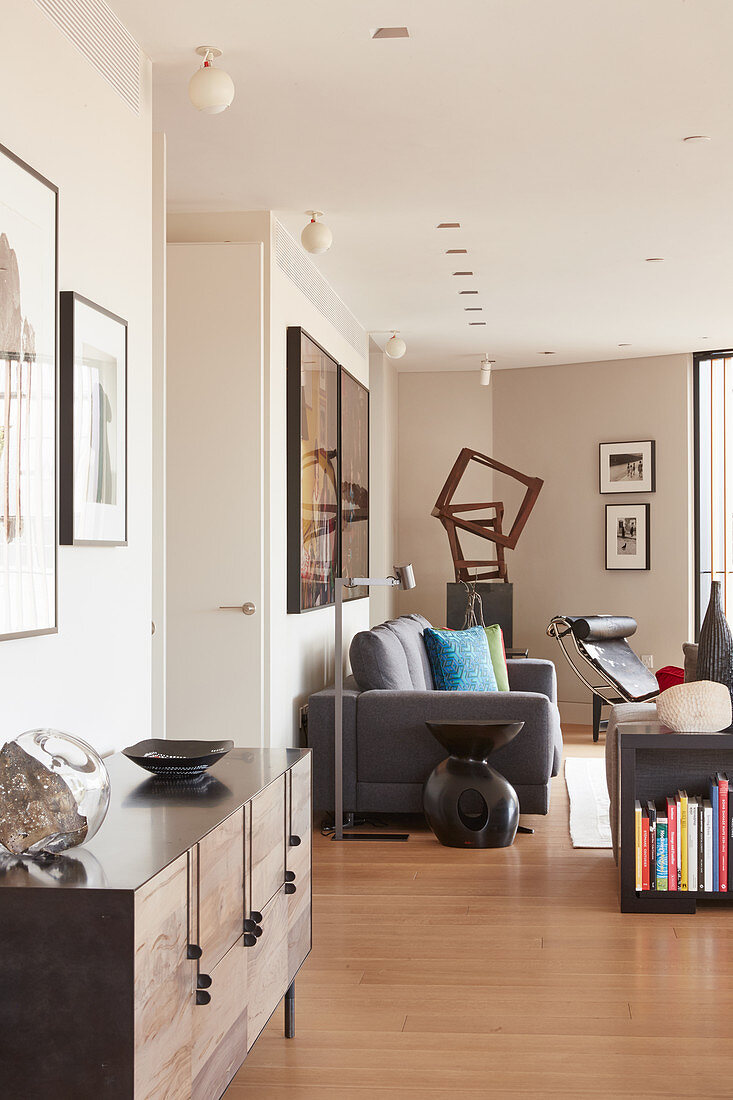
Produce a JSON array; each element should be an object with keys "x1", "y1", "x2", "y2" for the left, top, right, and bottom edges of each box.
[
  {"x1": 599, "y1": 440, "x2": 655, "y2": 494},
  {"x1": 60, "y1": 293, "x2": 127, "y2": 545},
  {"x1": 340, "y1": 367, "x2": 369, "y2": 600},
  {"x1": 0, "y1": 143, "x2": 58, "y2": 640},
  {"x1": 605, "y1": 503, "x2": 650, "y2": 570},
  {"x1": 287, "y1": 327, "x2": 339, "y2": 613}
]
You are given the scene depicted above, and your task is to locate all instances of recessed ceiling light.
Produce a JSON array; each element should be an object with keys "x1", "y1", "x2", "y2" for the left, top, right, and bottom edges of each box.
[
  {"x1": 645, "y1": 257, "x2": 664, "y2": 262},
  {"x1": 683, "y1": 134, "x2": 711, "y2": 143},
  {"x1": 372, "y1": 27, "x2": 410, "y2": 38},
  {"x1": 452, "y1": 271, "x2": 473, "y2": 276},
  {"x1": 618, "y1": 343, "x2": 631, "y2": 347},
  {"x1": 540, "y1": 351, "x2": 555, "y2": 355},
  {"x1": 446, "y1": 248, "x2": 467, "y2": 255},
  {"x1": 459, "y1": 290, "x2": 478, "y2": 295},
  {"x1": 437, "y1": 222, "x2": 460, "y2": 229},
  {"x1": 469, "y1": 322, "x2": 487, "y2": 326},
  {"x1": 464, "y1": 307, "x2": 483, "y2": 311}
]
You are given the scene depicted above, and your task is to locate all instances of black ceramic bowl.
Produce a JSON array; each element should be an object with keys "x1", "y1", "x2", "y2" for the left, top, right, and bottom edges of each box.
[{"x1": 122, "y1": 739, "x2": 234, "y2": 778}]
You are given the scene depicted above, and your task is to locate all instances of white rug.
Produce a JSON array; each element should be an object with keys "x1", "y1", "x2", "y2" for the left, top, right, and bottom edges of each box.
[{"x1": 564, "y1": 757, "x2": 612, "y2": 848}]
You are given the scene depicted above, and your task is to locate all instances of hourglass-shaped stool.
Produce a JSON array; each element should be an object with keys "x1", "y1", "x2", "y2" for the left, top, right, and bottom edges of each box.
[{"x1": 423, "y1": 719, "x2": 524, "y2": 848}]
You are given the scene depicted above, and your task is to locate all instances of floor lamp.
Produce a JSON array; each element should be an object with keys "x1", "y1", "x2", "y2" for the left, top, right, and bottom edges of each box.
[{"x1": 333, "y1": 564, "x2": 416, "y2": 842}]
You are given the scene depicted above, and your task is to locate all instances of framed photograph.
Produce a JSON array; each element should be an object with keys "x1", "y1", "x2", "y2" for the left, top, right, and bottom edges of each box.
[
  {"x1": 599, "y1": 440, "x2": 655, "y2": 493},
  {"x1": 60, "y1": 293, "x2": 127, "y2": 545},
  {"x1": 340, "y1": 367, "x2": 369, "y2": 601},
  {"x1": 605, "y1": 503, "x2": 650, "y2": 570},
  {"x1": 287, "y1": 327, "x2": 339, "y2": 613},
  {"x1": 0, "y1": 143, "x2": 58, "y2": 639}
]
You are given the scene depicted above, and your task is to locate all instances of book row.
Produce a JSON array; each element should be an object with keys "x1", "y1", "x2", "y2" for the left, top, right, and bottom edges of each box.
[{"x1": 634, "y1": 774, "x2": 731, "y2": 892}]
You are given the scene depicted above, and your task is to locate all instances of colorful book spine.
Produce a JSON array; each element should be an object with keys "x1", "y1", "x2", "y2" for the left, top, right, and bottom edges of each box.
[
  {"x1": 687, "y1": 796, "x2": 698, "y2": 892},
  {"x1": 709, "y1": 777, "x2": 719, "y2": 891},
  {"x1": 647, "y1": 801, "x2": 657, "y2": 891},
  {"x1": 704, "y1": 800, "x2": 714, "y2": 892},
  {"x1": 717, "y1": 773, "x2": 728, "y2": 891},
  {"x1": 656, "y1": 816, "x2": 668, "y2": 891},
  {"x1": 679, "y1": 790, "x2": 688, "y2": 891},
  {"x1": 641, "y1": 806, "x2": 650, "y2": 891},
  {"x1": 666, "y1": 797, "x2": 677, "y2": 891},
  {"x1": 634, "y1": 800, "x2": 643, "y2": 890},
  {"x1": 729, "y1": 790, "x2": 733, "y2": 893},
  {"x1": 676, "y1": 794, "x2": 682, "y2": 889},
  {"x1": 698, "y1": 796, "x2": 705, "y2": 891}
]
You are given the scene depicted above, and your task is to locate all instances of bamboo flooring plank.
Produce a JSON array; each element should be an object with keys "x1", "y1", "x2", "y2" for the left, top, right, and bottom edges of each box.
[{"x1": 231, "y1": 727, "x2": 733, "y2": 1097}]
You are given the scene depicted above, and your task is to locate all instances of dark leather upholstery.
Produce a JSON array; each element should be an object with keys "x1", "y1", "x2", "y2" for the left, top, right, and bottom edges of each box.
[{"x1": 566, "y1": 615, "x2": 638, "y2": 642}]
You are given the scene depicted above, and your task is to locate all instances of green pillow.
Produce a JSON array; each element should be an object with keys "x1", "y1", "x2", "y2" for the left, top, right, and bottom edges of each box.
[{"x1": 484, "y1": 625, "x2": 510, "y2": 692}]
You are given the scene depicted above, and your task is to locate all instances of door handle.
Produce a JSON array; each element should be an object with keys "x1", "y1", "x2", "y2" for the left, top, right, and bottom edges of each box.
[{"x1": 218, "y1": 603, "x2": 256, "y2": 616}]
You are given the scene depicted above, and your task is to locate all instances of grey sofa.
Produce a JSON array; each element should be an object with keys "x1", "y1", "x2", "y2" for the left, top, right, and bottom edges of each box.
[{"x1": 307, "y1": 614, "x2": 563, "y2": 818}]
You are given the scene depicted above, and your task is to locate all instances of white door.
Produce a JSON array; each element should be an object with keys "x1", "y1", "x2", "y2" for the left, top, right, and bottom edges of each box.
[{"x1": 166, "y1": 243, "x2": 263, "y2": 743}]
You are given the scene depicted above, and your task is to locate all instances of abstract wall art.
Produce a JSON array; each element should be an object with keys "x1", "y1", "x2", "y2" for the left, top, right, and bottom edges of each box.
[
  {"x1": 287, "y1": 327, "x2": 339, "y2": 612},
  {"x1": 60, "y1": 293, "x2": 127, "y2": 545},
  {"x1": 0, "y1": 144, "x2": 58, "y2": 639},
  {"x1": 339, "y1": 367, "x2": 369, "y2": 601}
]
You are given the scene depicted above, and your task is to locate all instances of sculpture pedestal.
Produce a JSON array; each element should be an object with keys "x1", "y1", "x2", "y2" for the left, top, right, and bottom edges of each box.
[{"x1": 446, "y1": 581, "x2": 513, "y2": 645}]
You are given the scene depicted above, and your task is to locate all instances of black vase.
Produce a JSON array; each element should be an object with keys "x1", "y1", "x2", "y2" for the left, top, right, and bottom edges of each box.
[{"x1": 697, "y1": 581, "x2": 733, "y2": 706}]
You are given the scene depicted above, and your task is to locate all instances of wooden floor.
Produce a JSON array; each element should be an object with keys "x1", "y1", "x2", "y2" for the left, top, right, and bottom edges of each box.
[{"x1": 230, "y1": 727, "x2": 733, "y2": 1098}]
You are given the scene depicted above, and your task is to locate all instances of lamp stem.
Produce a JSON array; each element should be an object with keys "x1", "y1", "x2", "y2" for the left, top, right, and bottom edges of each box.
[{"x1": 334, "y1": 578, "x2": 344, "y2": 842}]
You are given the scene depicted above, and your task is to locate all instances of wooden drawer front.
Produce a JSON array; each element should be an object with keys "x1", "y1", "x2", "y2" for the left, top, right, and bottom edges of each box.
[
  {"x1": 287, "y1": 858, "x2": 311, "y2": 986},
  {"x1": 250, "y1": 775, "x2": 286, "y2": 913},
  {"x1": 246, "y1": 888, "x2": 288, "y2": 1051},
  {"x1": 198, "y1": 808, "x2": 244, "y2": 972},
  {"x1": 286, "y1": 756, "x2": 312, "y2": 984},
  {"x1": 192, "y1": 937, "x2": 247, "y2": 1100},
  {"x1": 134, "y1": 854, "x2": 193, "y2": 1100}
]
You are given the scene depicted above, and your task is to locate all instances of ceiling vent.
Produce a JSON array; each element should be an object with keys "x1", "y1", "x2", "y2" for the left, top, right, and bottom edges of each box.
[
  {"x1": 459, "y1": 290, "x2": 479, "y2": 295},
  {"x1": 452, "y1": 271, "x2": 473, "y2": 276},
  {"x1": 465, "y1": 307, "x2": 483, "y2": 311},
  {"x1": 35, "y1": 0, "x2": 141, "y2": 113},
  {"x1": 446, "y1": 248, "x2": 468, "y2": 255},
  {"x1": 274, "y1": 220, "x2": 367, "y2": 358},
  {"x1": 469, "y1": 322, "x2": 487, "y2": 326},
  {"x1": 437, "y1": 222, "x2": 461, "y2": 229},
  {"x1": 372, "y1": 27, "x2": 409, "y2": 38}
]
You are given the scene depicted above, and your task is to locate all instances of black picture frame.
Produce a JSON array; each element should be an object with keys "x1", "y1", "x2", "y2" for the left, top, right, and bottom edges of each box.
[
  {"x1": 287, "y1": 326, "x2": 340, "y2": 613},
  {"x1": 339, "y1": 366, "x2": 370, "y2": 602},
  {"x1": 599, "y1": 440, "x2": 656, "y2": 494},
  {"x1": 0, "y1": 142, "x2": 58, "y2": 640},
  {"x1": 60, "y1": 292, "x2": 128, "y2": 546},
  {"x1": 605, "y1": 503, "x2": 651, "y2": 571}
]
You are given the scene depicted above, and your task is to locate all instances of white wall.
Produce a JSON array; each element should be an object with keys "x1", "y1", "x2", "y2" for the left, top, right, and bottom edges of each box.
[
  {"x1": 368, "y1": 341, "x2": 399, "y2": 626},
  {"x1": 491, "y1": 354, "x2": 693, "y2": 723},
  {"x1": 397, "y1": 371, "x2": 494, "y2": 626},
  {"x1": 0, "y1": 2, "x2": 153, "y2": 754}
]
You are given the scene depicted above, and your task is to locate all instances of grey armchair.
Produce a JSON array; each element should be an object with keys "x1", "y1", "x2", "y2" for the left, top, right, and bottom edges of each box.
[{"x1": 307, "y1": 614, "x2": 563, "y2": 818}]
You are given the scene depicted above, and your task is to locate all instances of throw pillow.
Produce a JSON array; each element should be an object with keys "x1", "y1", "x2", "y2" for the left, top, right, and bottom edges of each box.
[
  {"x1": 484, "y1": 624, "x2": 510, "y2": 692},
  {"x1": 423, "y1": 626, "x2": 498, "y2": 692}
]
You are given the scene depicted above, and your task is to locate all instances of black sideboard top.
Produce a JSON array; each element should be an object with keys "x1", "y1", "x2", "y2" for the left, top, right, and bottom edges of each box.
[{"x1": 0, "y1": 748, "x2": 308, "y2": 892}]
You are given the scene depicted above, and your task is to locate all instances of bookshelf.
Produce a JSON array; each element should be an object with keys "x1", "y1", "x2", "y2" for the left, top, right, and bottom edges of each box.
[{"x1": 618, "y1": 726, "x2": 733, "y2": 913}]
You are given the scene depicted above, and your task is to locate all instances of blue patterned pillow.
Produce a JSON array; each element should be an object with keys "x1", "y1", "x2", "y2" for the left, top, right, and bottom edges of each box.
[{"x1": 423, "y1": 626, "x2": 498, "y2": 692}]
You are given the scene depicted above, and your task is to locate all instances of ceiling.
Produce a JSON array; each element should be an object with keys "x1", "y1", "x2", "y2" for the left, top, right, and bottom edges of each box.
[{"x1": 114, "y1": 0, "x2": 733, "y2": 372}]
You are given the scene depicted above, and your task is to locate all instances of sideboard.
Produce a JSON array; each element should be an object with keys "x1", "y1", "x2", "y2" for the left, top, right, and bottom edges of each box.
[{"x1": 0, "y1": 747, "x2": 312, "y2": 1099}]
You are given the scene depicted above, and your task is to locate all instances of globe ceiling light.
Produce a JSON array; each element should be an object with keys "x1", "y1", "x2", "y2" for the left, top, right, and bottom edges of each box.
[
  {"x1": 480, "y1": 354, "x2": 494, "y2": 386},
  {"x1": 301, "y1": 211, "x2": 333, "y2": 254},
  {"x1": 385, "y1": 332, "x2": 407, "y2": 360},
  {"x1": 189, "y1": 47, "x2": 235, "y2": 114}
]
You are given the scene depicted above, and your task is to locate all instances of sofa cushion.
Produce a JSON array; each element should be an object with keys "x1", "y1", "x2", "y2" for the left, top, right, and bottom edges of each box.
[
  {"x1": 384, "y1": 614, "x2": 435, "y2": 690},
  {"x1": 350, "y1": 623, "x2": 414, "y2": 691},
  {"x1": 424, "y1": 626, "x2": 498, "y2": 692},
  {"x1": 484, "y1": 625, "x2": 510, "y2": 691}
]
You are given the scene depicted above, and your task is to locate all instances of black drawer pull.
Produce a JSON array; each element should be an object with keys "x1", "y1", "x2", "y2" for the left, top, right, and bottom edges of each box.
[
  {"x1": 289, "y1": 835, "x2": 301, "y2": 847},
  {"x1": 243, "y1": 918, "x2": 259, "y2": 933},
  {"x1": 196, "y1": 990, "x2": 211, "y2": 1006},
  {"x1": 197, "y1": 973, "x2": 212, "y2": 989},
  {"x1": 285, "y1": 870, "x2": 296, "y2": 882},
  {"x1": 254, "y1": 925, "x2": 263, "y2": 937},
  {"x1": 284, "y1": 882, "x2": 297, "y2": 895},
  {"x1": 250, "y1": 910, "x2": 263, "y2": 924},
  {"x1": 187, "y1": 944, "x2": 202, "y2": 960},
  {"x1": 243, "y1": 933, "x2": 257, "y2": 947}
]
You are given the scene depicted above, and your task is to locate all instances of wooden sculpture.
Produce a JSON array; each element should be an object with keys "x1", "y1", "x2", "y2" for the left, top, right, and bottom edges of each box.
[{"x1": 432, "y1": 448, "x2": 544, "y2": 583}]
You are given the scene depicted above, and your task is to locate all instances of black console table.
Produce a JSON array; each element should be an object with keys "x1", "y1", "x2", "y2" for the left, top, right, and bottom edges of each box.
[
  {"x1": 0, "y1": 747, "x2": 312, "y2": 1098},
  {"x1": 619, "y1": 725, "x2": 733, "y2": 913}
]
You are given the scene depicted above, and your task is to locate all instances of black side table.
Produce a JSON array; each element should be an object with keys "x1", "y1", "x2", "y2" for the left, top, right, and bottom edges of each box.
[{"x1": 423, "y1": 719, "x2": 523, "y2": 848}]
